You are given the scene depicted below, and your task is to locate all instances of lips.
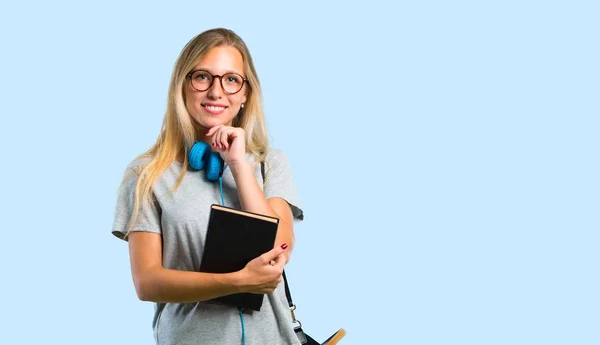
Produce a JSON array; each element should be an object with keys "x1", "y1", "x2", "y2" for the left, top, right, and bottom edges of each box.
[{"x1": 202, "y1": 103, "x2": 228, "y2": 115}]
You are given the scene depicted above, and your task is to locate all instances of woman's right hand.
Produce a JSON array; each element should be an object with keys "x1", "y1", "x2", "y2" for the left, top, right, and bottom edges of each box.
[{"x1": 237, "y1": 243, "x2": 288, "y2": 294}]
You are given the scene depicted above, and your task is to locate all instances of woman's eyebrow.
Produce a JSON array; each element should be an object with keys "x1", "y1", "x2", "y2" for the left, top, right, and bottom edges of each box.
[{"x1": 193, "y1": 67, "x2": 244, "y2": 75}]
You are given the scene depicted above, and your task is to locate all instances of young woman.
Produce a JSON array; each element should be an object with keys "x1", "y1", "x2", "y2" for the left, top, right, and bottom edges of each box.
[{"x1": 111, "y1": 28, "x2": 304, "y2": 345}]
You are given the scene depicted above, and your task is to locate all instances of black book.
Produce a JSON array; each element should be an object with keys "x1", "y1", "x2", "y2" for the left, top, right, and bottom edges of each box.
[{"x1": 199, "y1": 204, "x2": 279, "y2": 311}]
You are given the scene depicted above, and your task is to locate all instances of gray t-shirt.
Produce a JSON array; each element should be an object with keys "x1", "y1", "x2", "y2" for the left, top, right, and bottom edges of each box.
[{"x1": 111, "y1": 148, "x2": 304, "y2": 345}]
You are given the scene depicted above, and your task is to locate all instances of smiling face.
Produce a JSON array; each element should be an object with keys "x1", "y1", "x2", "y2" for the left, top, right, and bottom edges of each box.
[{"x1": 184, "y1": 46, "x2": 248, "y2": 130}]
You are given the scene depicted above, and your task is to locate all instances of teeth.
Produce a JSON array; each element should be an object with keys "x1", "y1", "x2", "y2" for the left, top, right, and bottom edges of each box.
[{"x1": 205, "y1": 105, "x2": 225, "y2": 111}]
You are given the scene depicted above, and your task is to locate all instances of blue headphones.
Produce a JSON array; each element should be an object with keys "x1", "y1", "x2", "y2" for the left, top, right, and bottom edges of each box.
[{"x1": 188, "y1": 141, "x2": 225, "y2": 181}]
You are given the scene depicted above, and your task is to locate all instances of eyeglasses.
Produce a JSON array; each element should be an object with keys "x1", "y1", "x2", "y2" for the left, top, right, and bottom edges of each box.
[{"x1": 186, "y1": 69, "x2": 248, "y2": 95}]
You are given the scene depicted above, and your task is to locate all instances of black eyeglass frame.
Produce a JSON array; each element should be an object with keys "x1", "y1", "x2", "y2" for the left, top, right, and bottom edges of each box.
[{"x1": 186, "y1": 69, "x2": 248, "y2": 95}]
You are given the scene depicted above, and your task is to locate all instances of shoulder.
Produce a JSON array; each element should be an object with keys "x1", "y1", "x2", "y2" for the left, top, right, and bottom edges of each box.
[
  {"x1": 118, "y1": 156, "x2": 153, "y2": 185},
  {"x1": 260, "y1": 147, "x2": 298, "y2": 180},
  {"x1": 129, "y1": 155, "x2": 153, "y2": 170},
  {"x1": 264, "y1": 147, "x2": 291, "y2": 166},
  {"x1": 260, "y1": 147, "x2": 304, "y2": 219},
  {"x1": 123, "y1": 156, "x2": 153, "y2": 175}
]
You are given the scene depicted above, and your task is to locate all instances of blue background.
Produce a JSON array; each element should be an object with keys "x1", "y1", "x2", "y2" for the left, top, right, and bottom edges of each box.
[{"x1": 1, "y1": 1, "x2": 598, "y2": 344}]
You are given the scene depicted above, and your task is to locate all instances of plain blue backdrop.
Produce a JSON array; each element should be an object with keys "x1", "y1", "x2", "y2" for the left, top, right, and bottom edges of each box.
[{"x1": 1, "y1": 1, "x2": 598, "y2": 344}]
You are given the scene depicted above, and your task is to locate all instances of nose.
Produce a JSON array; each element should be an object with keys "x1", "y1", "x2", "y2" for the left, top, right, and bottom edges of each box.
[{"x1": 207, "y1": 76, "x2": 225, "y2": 99}]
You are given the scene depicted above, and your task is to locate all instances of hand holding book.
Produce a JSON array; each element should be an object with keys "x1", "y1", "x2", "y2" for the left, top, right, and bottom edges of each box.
[{"x1": 235, "y1": 243, "x2": 288, "y2": 295}]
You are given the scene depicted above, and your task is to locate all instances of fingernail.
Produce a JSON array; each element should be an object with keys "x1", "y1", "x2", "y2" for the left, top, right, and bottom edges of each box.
[{"x1": 281, "y1": 243, "x2": 288, "y2": 250}]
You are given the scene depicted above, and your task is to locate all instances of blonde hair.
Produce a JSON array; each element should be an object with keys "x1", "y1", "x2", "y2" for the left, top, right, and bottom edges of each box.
[{"x1": 125, "y1": 28, "x2": 269, "y2": 238}]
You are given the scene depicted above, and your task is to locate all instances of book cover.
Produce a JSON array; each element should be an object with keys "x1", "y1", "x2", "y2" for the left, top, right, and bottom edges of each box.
[{"x1": 199, "y1": 204, "x2": 279, "y2": 311}]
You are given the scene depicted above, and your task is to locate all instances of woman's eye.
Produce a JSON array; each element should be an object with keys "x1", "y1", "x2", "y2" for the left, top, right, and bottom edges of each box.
[{"x1": 225, "y1": 75, "x2": 241, "y2": 84}]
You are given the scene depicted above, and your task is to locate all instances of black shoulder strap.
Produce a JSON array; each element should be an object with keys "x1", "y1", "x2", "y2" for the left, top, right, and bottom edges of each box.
[{"x1": 260, "y1": 161, "x2": 294, "y2": 308}]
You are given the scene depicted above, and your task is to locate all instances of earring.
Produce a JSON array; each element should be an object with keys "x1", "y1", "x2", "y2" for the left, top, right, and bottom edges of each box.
[{"x1": 241, "y1": 103, "x2": 245, "y2": 108}]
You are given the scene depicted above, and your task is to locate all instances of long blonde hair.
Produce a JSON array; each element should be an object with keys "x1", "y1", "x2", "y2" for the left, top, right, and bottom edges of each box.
[{"x1": 125, "y1": 28, "x2": 269, "y2": 238}]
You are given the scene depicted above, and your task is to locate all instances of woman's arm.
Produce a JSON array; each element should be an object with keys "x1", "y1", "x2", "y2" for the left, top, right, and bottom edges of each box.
[
  {"x1": 229, "y1": 161, "x2": 296, "y2": 262},
  {"x1": 128, "y1": 231, "x2": 287, "y2": 303},
  {"x1": 206, "y1": 125, "x2": 298, "y2": 262}
]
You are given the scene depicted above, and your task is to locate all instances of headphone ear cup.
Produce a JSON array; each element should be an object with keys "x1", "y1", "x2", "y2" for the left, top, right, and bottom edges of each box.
[
  {"x1": 205, "y1": 152, "x2": 224, "y2": 181},
  {"x1": 189, "y1": 141, "x2": 209, "y2": 170},
  {"x1": 188, "y1": 141, "x2": 225, "y2": 181}
]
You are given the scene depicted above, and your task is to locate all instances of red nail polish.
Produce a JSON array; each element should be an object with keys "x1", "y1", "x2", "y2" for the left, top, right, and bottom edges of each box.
[{"x1": 281, "y1": 243, "x2": 288, "y2": 250}]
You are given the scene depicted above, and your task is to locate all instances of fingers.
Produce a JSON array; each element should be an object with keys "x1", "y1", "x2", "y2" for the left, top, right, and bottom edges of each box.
[
  {"x1": 219, "y1": 128, "x2": 229, "y2": 149},
  {"x1": 263, "y1": 243, "x2": 288, "y2": 263},
  {"x1": 206, "y1": 125, "x2": 223, "y2": 149},
  {"x1": 271, "y1": 254, "x2": 286, "y2": 271},
  {"x1": 259, "y1": 274, "x2": 283, "y2": 294},
  {"x1": 246, "y1": 243, "x2": 287, "y2": 294},
  {"x1": 205, "y1": 125, "x2": 222, "y2": 148},
  {"x1": 268, "y1": 277, "x2": 283, "y2": 293},
  {"x1": 205, "y1": 125, "x2": 223, "y2": 140},
  {"x1": 206, "y1": 125, "x2": 235, "y2": 150},
  {"x1": 206, "y1": 125, "x2": 245, "y2": 149}
]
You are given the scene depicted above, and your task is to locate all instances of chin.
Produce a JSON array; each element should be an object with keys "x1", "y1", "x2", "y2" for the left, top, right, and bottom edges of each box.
[{"x1": 193, "y1": 114, "x2": 234, "y2": 129}]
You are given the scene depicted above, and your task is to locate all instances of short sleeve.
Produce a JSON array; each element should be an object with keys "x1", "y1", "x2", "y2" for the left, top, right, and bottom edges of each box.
[
  {"x1": 111, "y1": 164, "x2": 162, "y2": 241},
  {"x1": 262, "y1": 148, "x2": 304, "y2": 222}
]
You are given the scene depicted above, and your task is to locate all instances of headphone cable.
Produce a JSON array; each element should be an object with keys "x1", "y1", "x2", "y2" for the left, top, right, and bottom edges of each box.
[{"x1": 219, "y1": 172, "x2": 246, "y2": 345}]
